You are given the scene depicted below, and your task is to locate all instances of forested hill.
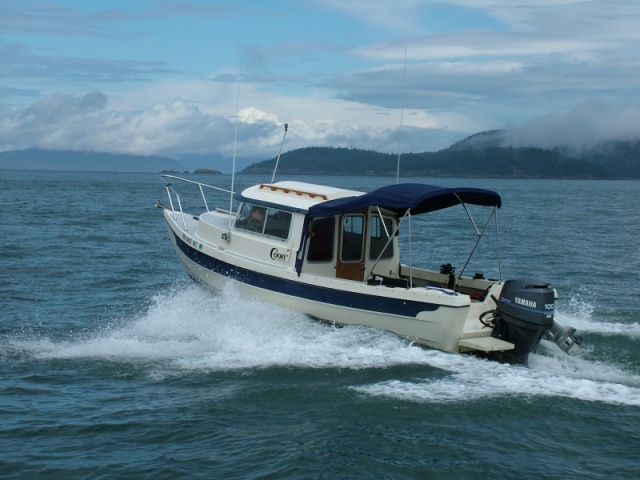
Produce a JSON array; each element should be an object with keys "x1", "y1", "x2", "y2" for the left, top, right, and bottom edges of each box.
[
  {"x1": 244, "y1": 148, "x2": 397, "y2": 176},
  {"x1": 242, "y1": 139, "x2": 640, "y2": 179}
]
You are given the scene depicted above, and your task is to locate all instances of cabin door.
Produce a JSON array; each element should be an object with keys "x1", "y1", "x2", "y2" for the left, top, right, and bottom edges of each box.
[{"x1": 336, "y1": 212, "x2": 366, "y2": 281}]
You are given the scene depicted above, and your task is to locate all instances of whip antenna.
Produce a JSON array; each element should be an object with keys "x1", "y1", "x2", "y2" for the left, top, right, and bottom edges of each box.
[
  {"x1": 229, "y1": 67, "x2": 242, "y2": 229},
  {"x1": 396, "y1": 47, "x2": 407, "y2": 184},
  {"x1": 271, "y1": 123, "x2": 289, "y2": 184}
]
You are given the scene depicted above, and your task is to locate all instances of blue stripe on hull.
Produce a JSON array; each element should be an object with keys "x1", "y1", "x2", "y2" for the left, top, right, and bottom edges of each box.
[{"x1": 171, "y1": 229, "x2": 441, "y2": 318}]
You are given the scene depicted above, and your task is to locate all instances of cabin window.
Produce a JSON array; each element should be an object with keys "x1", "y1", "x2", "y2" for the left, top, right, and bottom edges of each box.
[
  {"x1": 236, "y1": 203, "x2": 291, "y2": 239},
  {"x1": 236, "y1": 203, "x2": 265, "y2": 233},
  {"x1": 264, "y1": 209, "x2": 292, "y2": 239},
  {"x1": 369, "y1": 215, "x2": 394, "y2": 259},
  {"x1": 341, "y1": 214, "x2": 364, "y2": 262},
  {"x1": 307, "y1": 217, "x2": 335, "y2": 262}
]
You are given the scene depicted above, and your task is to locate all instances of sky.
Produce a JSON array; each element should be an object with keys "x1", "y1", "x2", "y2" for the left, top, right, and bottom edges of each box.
[{"x1": 2, "y1": 0, "x2": 640, "y2": 168}]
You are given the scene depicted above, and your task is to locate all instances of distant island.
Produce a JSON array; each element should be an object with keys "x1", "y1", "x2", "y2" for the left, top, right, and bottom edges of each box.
[
  {"x1": 0, "y1": 148, "x2": 188, "y2": 173},
  {"x1": 1, "y1": 131, "x2": 639, "y2": 178},
  {"x1": 0, "y1": 148, "x2": 247, "y2": 174}
]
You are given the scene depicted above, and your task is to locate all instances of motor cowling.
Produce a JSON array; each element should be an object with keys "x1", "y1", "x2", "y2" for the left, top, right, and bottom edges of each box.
[{"x1": 492, "y1": 278, "x2": 556, "y2": 365}]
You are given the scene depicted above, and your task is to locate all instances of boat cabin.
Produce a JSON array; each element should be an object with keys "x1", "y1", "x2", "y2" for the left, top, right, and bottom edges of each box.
[
  {"x1": 233, "y1": 181, "x2": 403, "y2": 284},
  {"x1": 303, "y1": 209, "x2": 399, "y2": 283}
]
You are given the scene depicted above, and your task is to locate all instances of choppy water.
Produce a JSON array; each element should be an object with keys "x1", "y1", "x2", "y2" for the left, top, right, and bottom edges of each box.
[{"x1": 1, "y1": 170, "x2": 639, "y2": 479}]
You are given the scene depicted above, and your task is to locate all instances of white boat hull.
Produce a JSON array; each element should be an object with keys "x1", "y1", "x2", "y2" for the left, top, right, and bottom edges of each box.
[{"x1": 165, "y1": 214, "x2": 499, "y2": 354}]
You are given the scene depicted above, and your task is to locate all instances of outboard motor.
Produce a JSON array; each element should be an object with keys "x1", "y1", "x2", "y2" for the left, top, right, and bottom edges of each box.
[
  {"x1": 547, "y1": 317, "x2": 583, "y2": 355},
  {"x1": 491, "y1": 278, "x2": 556, "y2": 365}
]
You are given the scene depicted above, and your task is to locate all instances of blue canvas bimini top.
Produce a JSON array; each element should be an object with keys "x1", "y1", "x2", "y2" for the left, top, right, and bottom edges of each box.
[{"x1": 307, "y1": 183, "x2": 502, "y2": 218}]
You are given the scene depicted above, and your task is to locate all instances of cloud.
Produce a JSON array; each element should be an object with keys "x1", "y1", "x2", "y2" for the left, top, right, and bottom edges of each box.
[
  {"x1": 5, "y1": 86, "x2": 640, "y2": 160},
  {"x1": 0, "y1": 88, "x2": 465, "y2": 160},
  {"x1": 0, "y1": 1, "x2": 240, "y2": 37},
  {"x1": 503, "y1": 100, "x2": 640, "y2": 151},
  {"x1": 0, "y1": 91, "x2": 232, "y2": 156},
  {"x1": 3, "y1": 84, "x2": 639, "y2": 164},
  {"x1": 0, "y1": 41, "x2": 175, "y2": 88},
  {"x1": 2, "y1": 1, "x2": 640, "y2": 160},
  {"x1": 26, "y1": 91, "x2": 107, "y2": 119},
  {"x1": 338, "y1": 1, "x2": 640, "y2": 126}
]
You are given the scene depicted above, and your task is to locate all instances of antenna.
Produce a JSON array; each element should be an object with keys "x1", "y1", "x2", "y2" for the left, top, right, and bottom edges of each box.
[
  {"x1": 229, "y1": 67, "x2": 242, "y2": 229},
  {"x1": 396, "y1": 47, "x2": 407, "y2": 184},
  {"x1": 270, "y1": 123, "x2": 289, "y2": 184}
]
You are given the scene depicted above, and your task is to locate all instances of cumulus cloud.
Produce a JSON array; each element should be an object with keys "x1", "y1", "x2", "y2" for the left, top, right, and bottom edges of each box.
[
  {"x1": 0, "y1": 88, "x2": 466, "y2": 160},
  {"x1": 2, "y1": 87, "x2": 638, "y2": 163},
  {"x1": 26, "y1": 91, "x2": 107, "y2": 120},
  {"x1": 0, "y1": 91, "x2": 239, "y2": 156}
]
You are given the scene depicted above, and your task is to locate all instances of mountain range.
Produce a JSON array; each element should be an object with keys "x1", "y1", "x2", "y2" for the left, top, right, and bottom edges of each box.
[{"x1": 1, "y1": 131, "x2": 639, "y2": 178}]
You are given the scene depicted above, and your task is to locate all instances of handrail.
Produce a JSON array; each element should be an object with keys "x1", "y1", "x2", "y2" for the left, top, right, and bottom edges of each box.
[
  {"x1": 164, "y1": 183, "x2": 186, "y2": 230},
  {"x1": 160, "y1": 175, "x2": 233, "y2": 197},
  {"x1": 160, "y1": 175, "x2": 234, "y2": 230},
  {"x1": 258, "y1": 183, "x2": 328, "y2": 200}
]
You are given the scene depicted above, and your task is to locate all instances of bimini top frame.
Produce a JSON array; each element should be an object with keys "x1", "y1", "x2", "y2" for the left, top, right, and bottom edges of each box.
[{"x1": 299, "y1": 183, "x2": 503, "y2": 284}]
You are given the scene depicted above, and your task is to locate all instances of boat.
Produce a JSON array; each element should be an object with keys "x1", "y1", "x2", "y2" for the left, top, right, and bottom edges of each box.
[{"x1": 157, "y1": 175, "x2": 582, "y2": 365}]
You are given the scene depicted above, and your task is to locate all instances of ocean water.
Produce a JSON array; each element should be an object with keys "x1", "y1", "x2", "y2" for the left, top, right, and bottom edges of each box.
[{"x1": 1, "y1": 170, "x2": 639, "y2": 479}]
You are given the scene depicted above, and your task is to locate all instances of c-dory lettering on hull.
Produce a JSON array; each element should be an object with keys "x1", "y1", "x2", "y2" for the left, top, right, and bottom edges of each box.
[{"x1": 158, "y1": 177, "x2": 582, "y2": 365}]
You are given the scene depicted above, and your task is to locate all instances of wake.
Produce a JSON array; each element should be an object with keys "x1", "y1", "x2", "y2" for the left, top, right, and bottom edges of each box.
[
  {"x1": 7, "y1": 283, "x2": 640, "y2": 406},
  {"x1": 10, "y1": 283, "x2": 428, "y2": 369},
  {"x1": 555, "y1": 295, "x2": 640, "y2": 337},
  {"x1": 355, "y1": 301, "x2": 640, "y2": 407}
]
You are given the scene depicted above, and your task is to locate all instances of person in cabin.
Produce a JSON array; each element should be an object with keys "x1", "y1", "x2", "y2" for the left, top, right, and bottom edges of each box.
[{"x1": 245, "y1": 206, "x2": 266, "y2": 232}]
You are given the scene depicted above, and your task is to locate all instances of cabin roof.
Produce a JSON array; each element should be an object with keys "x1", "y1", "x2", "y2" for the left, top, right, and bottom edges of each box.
[{"x1": 238, "y1": 181, "x2": 501, "y2": 216}]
